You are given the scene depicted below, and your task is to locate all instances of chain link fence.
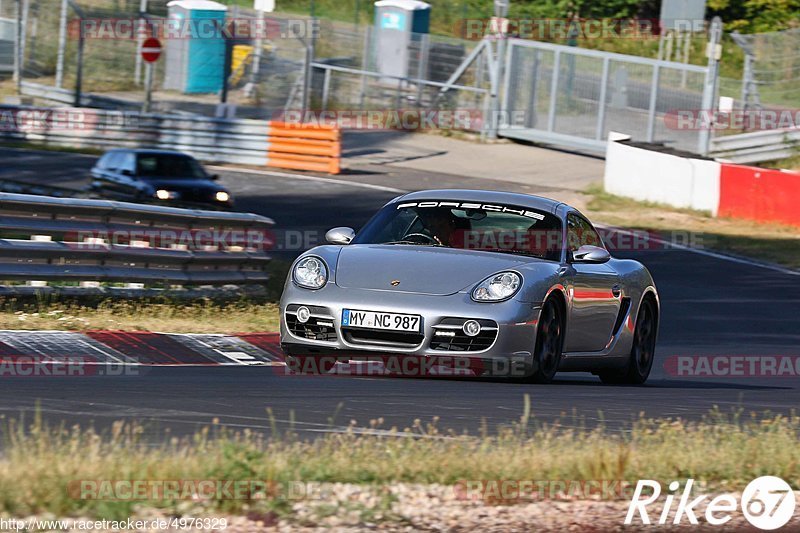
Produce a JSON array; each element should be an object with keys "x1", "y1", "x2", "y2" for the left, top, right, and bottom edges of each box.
[
  {"x1": 729, "y1": 27, "x2": 800, "y2": 114},
  {"x1": 14, "y1": 0, "x2": 488, "y2": 126},
  {"x1": 502, "y1": 37, "x2": 711, "y2": 154},
  {"x1": 310, "y1": 25, "x2": 487, "y2": 116}
]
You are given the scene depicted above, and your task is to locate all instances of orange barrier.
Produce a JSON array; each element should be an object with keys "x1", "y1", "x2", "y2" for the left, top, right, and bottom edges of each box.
[{"x1": 267, "y1": 122, "x2": 341, "y2": 174}]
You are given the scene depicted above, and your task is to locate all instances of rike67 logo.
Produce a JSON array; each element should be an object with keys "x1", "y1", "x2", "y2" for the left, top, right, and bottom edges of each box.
[{"x1": 626, "y1": 477, "x2": 796, "y2": 530}]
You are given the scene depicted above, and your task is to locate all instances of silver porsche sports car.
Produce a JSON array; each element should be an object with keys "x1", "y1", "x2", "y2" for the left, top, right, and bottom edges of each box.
[{"x1": 280, "y1": 190, "x2": 659, "y2": 384}]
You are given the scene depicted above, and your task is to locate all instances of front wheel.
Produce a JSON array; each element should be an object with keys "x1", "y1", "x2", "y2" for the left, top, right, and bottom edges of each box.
[
  {"x1": 599, "y1": 297, "x2": 657, "y2": 385},
  {"x1": 527, "y1": 298, "x2": 564, "y2": 383}
]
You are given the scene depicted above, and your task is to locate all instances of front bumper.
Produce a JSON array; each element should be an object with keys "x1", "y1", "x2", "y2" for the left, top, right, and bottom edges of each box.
[{"x1": 279, "y1": 282, "x2": 541, "y2": 372}]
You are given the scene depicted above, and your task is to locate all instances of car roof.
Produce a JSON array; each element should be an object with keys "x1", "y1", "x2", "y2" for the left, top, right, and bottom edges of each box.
[
  {"x1": 394, "y1": 189, "x2": 567, "y2": 215},
  {"x1": 102, "y1": 148, "x2": 194, "y2": 157}
]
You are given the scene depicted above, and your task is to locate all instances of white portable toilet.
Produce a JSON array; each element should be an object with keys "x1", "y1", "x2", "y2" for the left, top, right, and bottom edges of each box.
[{"x1": 372, "y1": 0, "x2": 430, "y2": 79}]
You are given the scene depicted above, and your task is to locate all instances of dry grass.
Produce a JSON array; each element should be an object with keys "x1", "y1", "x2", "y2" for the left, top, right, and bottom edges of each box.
[
  {"x1": 0, "y1": 299, "x2": 280, "y2": 334},
  {"x1": 0, "y1": 406, "x2": 797, "y2": 520},
  {"x1": 584, "y1": 184, "x2": 800, "y2": 269}
]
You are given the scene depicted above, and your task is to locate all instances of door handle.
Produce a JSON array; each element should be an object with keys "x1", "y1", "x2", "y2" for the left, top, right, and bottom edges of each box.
[{"x1": 611, "y1": 285, "x2": 622, "y2": 298}]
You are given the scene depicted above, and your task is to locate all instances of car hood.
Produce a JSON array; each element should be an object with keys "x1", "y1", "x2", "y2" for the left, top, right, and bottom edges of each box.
[
  {"x1": 143, "y1": 178, "x2": 223, "y2": 191},
  {"x1": 334, "y1": 245, "x2": 532, "y2": 296}
]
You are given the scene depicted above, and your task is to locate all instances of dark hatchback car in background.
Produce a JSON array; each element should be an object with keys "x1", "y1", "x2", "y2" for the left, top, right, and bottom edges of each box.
[{"x1": 90, "y1": 149, "x2": 234, "y2": 208}]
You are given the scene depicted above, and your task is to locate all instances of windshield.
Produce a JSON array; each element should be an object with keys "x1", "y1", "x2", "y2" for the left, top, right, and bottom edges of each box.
[
  {"x1": 352, "y1": 200, "x2": 563, "y2": 261},
  {"x1": 136, "y1": 154, "x2": 208, "y2": 179}
]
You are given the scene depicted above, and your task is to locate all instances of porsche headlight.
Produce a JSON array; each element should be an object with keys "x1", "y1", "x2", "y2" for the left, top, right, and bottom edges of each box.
[
  {"x1": 472, "y1": 272, "x2": 522, "y2": 302},
  {"x1": 293, "y1": 256, "x2": 328, "y2": 289}
]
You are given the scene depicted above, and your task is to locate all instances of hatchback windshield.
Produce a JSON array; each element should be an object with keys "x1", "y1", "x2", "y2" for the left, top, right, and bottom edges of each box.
[
  {"x1": 352, "y1": 200, "x2": 563, "y2": 261},
  {"x1": 136, "y1": 154, "x2": 208, "y2": 179}
]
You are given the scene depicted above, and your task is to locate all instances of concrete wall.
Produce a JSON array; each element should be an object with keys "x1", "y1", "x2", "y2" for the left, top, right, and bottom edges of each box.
[
  {"x1": 604, "y1": 138, "x2": 720, "y2": 215},
  {"x1": 604, "y1": 137, "x2": 800, "y2": 227}
]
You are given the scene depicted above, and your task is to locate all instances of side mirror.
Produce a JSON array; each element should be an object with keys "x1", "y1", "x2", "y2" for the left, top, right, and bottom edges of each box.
[
  {"x1": 572, "y1": 244, "x2": 611, "y2": 263},
  {"x1": 209, "y1": 174, "x2": 220, "y2": 181},
  {"x1": 120, "y1": 169, "x2": 134, "y2": 177},
  {"x1": 325, "y1": 227, "x2": 355, "y2": 245}
]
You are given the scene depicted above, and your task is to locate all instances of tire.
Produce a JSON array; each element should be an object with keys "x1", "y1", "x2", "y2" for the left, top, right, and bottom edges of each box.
[
  {"x1": 527, "y1": 298, "x2": 564, "y2": 383},
  {"x1": 599, "y1": 297, "x2": 657, "y2": 385}
]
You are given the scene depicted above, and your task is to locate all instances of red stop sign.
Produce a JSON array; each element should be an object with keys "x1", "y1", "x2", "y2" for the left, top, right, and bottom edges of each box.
[{"x1": 141, "y1": 37, "x2": 162, "y2": 63}]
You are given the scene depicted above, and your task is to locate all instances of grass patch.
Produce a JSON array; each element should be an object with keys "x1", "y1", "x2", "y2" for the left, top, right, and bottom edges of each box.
[
  {"x1": 0, "y1": 406, "x2": 797, "y2": 520},
  {"x1": 0, "y1": 298, "x2": 280, "y2": 334},
  {"x1": 584, "y1": 184, "x2": 800, "y2": 269}
]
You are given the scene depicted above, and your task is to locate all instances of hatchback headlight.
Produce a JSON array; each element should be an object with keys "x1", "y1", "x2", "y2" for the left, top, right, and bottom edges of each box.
[
  {"x1": 155, "y1": 189, "x2": 177, "y2": 200},
  {"x1": 472, "y1": 272, "x2": 522, "y2": 302},
  {"x1": 215, "y1": 191, "x2": 230, "y2": 202},
  {"x1": 293, "y1": 256, "x2": 328, "y2": 289}
]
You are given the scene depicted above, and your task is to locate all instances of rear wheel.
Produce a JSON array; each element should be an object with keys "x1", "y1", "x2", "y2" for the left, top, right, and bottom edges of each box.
[
  {"x1": 527, "y1": 298, "x2": 564, "y2": 383},
  {"x1": 599, "y1": 297, "x2": 657, "y2": 385}
]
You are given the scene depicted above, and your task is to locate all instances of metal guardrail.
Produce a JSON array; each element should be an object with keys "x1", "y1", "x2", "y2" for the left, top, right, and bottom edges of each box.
[
  {"x1": 0, "y1": 193, "x2": 274, "y2": 292},
  {"x1": 1, "y1": 103, "x2": 342, "y2": 172},
  {"x1": 2, "y1": 102, "x2": 271, "y2": 166},
  {"x1": 19, "y1": 81, "x2": 139, "y2": 110},
  {"x1": 710, "y1": 128, "x2": 800, "y2": 164}
]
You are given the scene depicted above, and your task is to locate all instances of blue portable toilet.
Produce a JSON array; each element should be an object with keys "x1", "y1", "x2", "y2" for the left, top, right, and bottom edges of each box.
[{"x1": 164, "y1": 0, "x2": 228, "y2": 94}]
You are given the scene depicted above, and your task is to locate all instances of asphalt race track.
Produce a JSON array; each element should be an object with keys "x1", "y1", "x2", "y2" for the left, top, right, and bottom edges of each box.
[{"x1": 1, "y1": 147, "x2": 799, "y2": 438}]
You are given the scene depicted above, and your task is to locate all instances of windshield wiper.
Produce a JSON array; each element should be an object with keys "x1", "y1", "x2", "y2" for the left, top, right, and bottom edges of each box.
[
  {"x1": 381, "y1": 240, "x2": 443, "y2": 246},
  {"x1": 479, "y1": 248, "x2": 543, "y2": 257}
]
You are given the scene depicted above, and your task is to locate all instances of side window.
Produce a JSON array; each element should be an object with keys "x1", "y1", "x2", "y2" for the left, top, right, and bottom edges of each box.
[
  {"x1": 102, "y1": 152, "x2": 123, "y2": 171},
  {"x1": 96, "y1": 153, "x2": 110, "y2": 170},
  {"x1": 119, "y1": 153, "x2": 136, "y2": 175},
  {"x1": 567, "y1": 213, "x2": 603, "y2": 252}
]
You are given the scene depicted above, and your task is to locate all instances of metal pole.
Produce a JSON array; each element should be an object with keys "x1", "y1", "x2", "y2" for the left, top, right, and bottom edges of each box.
[
  {"x1": 74, "y1": 18, "x2": 84, "y2": 106},
  {"x1": 142, "y1": 61, "x2": 153, "y2": 113},
  {"x1": 221, "y1": 33, "x2": 231, "y2": 104},
  {"x1": 13, "y1": 0, "x2": 21, "y2": 90},
  {"x1": 358, "y1": 26, "x2": 369, "y2": 109},
  {"x1": 55, "y1": 0, "x2": 68, "y2": 88},
  {"x1": 321, "y1": 67, "x2": 331, "y2": 110},
  {"x1": 595, "y1": 56, "x2": 609, "y2": 140},
  {"x1": 134, "y1": 0, "x2": 147, "y2": 85},
  {"x1": 547, "y1": 50, "x2": 560, "y2": 132},
  {"x1": 698, "y1": 16, "x2": 722, "y2": 156},
  {"x1": 680, "y1": 31, "x2": 691, "y2": 88},
  {"x1": 487, "y1": 0, "x2": 509, "y2": 139},
  {"x1": 646, "y1": 65, "x2": 660, "y2": 142},
  {"x1": 17, "y1": 0, "x2": 28, "y2": 89},
  {"x1": 302, "y1": 40, "x2": 313, "y2": 115},
  {"x1": 248, "y1": 9, "x2": 264, "y2": 96},
  {"x1": 301, "y1": 20, "x2": 315, "y2": 116},
  {"x1": 415, "y1": 33, "x2": 428, "y2": 107}
]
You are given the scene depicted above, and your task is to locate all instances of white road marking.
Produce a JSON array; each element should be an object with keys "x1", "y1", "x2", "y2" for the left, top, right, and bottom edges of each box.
[
  {"x1": 207, "y1": 165, "x2": 407, "y2": 194},
  {"x1": 600, "y1": 225, "x2": 800, "y2": 277}
]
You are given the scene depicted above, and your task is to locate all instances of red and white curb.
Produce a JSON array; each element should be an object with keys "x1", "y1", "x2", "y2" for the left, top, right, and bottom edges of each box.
[{"x1": 0, "y1": 330, "x2": 284, "y2": 366}]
